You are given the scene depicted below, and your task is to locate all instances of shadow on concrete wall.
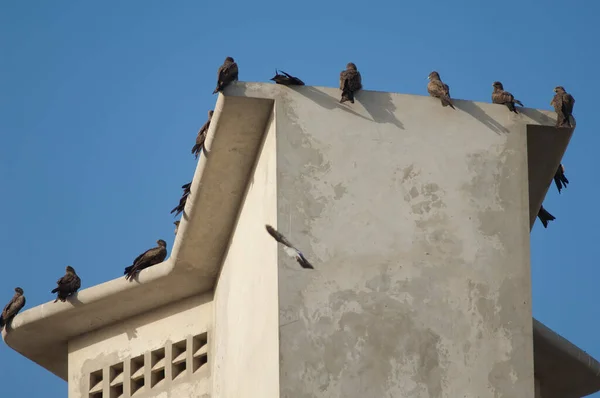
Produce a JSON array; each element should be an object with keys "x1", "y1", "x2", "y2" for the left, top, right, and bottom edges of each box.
[
  {"x1": 291, "y1": 86, "x2": 373, "y2": 122},
  {"x1": 357, "y1": 91, "x2": 404, "y2": 129},
  {"x1": 454, "y1": 101, "x2": 509, "y2": 135}
]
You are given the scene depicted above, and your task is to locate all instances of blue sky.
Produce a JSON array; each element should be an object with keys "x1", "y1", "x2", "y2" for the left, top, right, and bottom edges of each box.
[{"x1": 1, "y1": 1, "x2": 599, "y2": 396}]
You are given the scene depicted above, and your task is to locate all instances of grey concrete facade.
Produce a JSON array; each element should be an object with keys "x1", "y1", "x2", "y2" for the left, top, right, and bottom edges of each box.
[{"x1": 3, "y1": 82, "x2": 598, "y2": 398}]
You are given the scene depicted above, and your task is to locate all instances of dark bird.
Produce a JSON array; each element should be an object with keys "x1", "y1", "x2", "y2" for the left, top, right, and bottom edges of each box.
[
  {"x1": 265, "y1": 224, "x2": 314, "y2": 269},
  {"x1": 51, "y1": 266, "x2": 81, "y2": 303},
  {"x1": 553, "y1": 164, "x2": 569, "y2": 194},
  {"x1": 492, "y1": 81, "x2": 524, "y2": 113},
  {"x1": 191, "y1": 110, "x2": 214, "y2": 159},
  {"x1": 551, "y1": 86, "x2": 575, "y2": 128},
  {"x1": 174, "y1": 220, "x2": 180, "y2": 235},
  {"x1": 270, "y1": 70, "x2": 305, "y2": 86},
  {"x1": 170, "y1": 182, "x2": 192, "y2": 217},
  {"x1": 212, "y1": 56, "x2": 239, "y2": 94},
  {"x1": 427, "y1": 71, "x2": 455, "y2": 109},
  {"x1": 0, "y1": 287, "x2": 25, "y2": 330},
  {"x1": 537, "y1": 205, "x2": 556, "y2": 229},
  {"x1": 339, "y1": 62, "x2": 362, "y2": 104},
  {"x1": 124, "y1": 240, "x2": 168, "y2": 281}
]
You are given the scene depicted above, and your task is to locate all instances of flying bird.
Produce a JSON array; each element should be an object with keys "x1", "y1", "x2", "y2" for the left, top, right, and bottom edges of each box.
[
  {"x1": 0, "y1": 287, "x2": 25, "y2": 330},
  {"x1": 51, "y1": 266, "x2": 81, "y2": 303},
  {"x1": 270, "y1": 70, "x2": 305, "y2": 86},
  {"x1": 265, "y1": 224, "x2": 314, "y2": 269},
  {"x1": 174, "y1": 220, "x2": 180, "y2": 235},
  {"x1": 212, "y1": 56, "x2": 239, "y2": 94},
  {"x1": 339, "y1": 62, "x2": 362, "y2": 104},
  {"x1": 171, "y1": 182, "x2": 192, "y2": 217},
  {"x1": 124, "y1": 240, "x2": 168, "y2": 281},
  {"x1": 537, "y1": 205, "x2": 556, "y2": 229},
  {"x1": 191, "y1": 110, "x2": 213, "y2": 159},
  {"x1": 553, "y1": 164, "x2": 569, "y2": 194},
  {"x1": 492, "y1": 81, "x2": 524, "y2": 113},
  {"x1": 551, "y1": 86, "x2": 575, "y2": 128},
  {"x1": 427, "y1": 71, "x2": 455, "y2": 109}
]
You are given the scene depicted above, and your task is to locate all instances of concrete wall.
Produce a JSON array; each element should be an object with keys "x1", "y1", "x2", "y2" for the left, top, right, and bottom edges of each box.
[
  {"x1": 265, "y1": 86, "x2": 534, "y2": 397},
  {"x1": 212, "y1": 110, "x2": 280, "y2": 398},
  {"x1": 68, "y1": 293, "x2": 212, "y2": 398}
]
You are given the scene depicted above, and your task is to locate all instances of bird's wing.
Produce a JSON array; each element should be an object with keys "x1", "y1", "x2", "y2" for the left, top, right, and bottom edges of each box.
[
  {"x1": 216, "y1": 63, "x2": 227, "y2": 81},
  {"x1": 551, "y1": 93, "x2": 562, "y2": 112},
  {"x1": 443, "y1": 83, "x2": 451, "y2": 97},
  {"x1": 265, "y1": 225, "x2": 294, "y2": 248},
  {"x1": 133, "y1": 248, "x2": 154, "y2": 265},
  {"x1": 563, "y1": 93, "x2": 575, "y2": 114},
  {"x1": 58, "y1": 273, "x2": 75, "y2": 286},
  {"x1": 3, "y1": 295, "x2": 24, "y2": 319},
  {"x1": 2, "y1": 296, "x2": 15, "y2": 314},
  {"x1": 354, "y1": 71, "x2": 362, "y2": 90},
  {"x1": 493, "y1": 90, "x2": 514, "y2": 103},
  {"x1": 339, "y1": 70, "x2": 347, "y2": 90},
  {"x1": 427, "y1": 80, "x2": 446, "y2": 97}
]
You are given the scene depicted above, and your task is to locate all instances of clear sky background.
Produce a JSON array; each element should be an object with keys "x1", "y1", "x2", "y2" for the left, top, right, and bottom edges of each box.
[{"x1": 1, "y1": 1, "x2": 599, "y2": 396}]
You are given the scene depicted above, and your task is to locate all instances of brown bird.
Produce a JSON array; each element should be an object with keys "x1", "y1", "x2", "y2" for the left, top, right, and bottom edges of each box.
[
  {"x1": 51, "y1": 266, "x2": 81, "y2": 303},
  {"x1": 537, "y1": 205, "x2": 556, "y2": 229},
  {"x1": 492, "y1": 81, "x2": 524, "y2": 113},
  {"x1": 265, "y1": 224, "x2": 314, "y2": 269},
  {"x1": 170, "y1": 182, "x2": 192, "y2": 217},
  {"x1": 427, "y1": 71, "x2": 455, "y2": 109},
  {"x1": 270, "y1": 70, "x2": 305, "y2": 86},
  {"x1": 174, "y1": 220, "x2": 180, "y2": 235},
  {"x1": 339, "y1": 62, "x2": 362, "y2": 104},
  {"x1": 212, "y1": 56, "x2": 239, "y2": 94},
  {"x1": 191, "y1": 110, "x2": 214, "y2": 159},
  {"x1": 553, "y1": 164, "x2": 569, "y2": 194},
  {"x1": 124, "y1": 240, "x2": 168, "y2": 281},
  {"x1": 0, "y1": 287, "x2": 25, "y2": 330},
  {"x1": 551, "y1": 86, "x2": 575, "y2": 128}
]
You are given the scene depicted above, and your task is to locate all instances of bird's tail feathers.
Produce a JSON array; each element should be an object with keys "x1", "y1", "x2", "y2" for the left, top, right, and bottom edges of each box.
[
  {"x1": 514, "y1": 99, "x2": 524, "y2": 107},
  {"x1": 51, "y1": 287, "x2": 59, "y2": 294}
]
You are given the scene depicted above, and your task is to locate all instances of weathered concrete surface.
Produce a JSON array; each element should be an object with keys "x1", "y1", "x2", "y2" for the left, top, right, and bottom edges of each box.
[
  {"x1": 68, "y1": 293, "x2": 212, "y2": 398},
  {"x1": 212, "y1": 110, "x2": 280, "y2": 398},
  {"x1": 226, "y1": 82, "x2": 573, "y2": 397}
]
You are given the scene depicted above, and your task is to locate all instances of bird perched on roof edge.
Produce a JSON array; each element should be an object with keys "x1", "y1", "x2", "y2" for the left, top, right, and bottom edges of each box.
[
  {"x1": 51, "y1": 266, "x2": 81, "y2": 303},
  {"x1": 551, "y1": 86, "x2": 575, "y2": 128},
  {"x1": 339, "y1": 63, "x2": 362, "y2": 104},
  {"x1": 492, "y1": 81, "x2": 524, "y2": 113},
  {"x1": 212, "y1": 57, "x2": 239, "y2": 94},
  {"x1": 192, "y1": 110, "x2": 214, "y2": 159},
  {"x1": 537, "y1": 205, "x2": 556, "y2": 228},
  {"x1": 265, "y1": 224, "x2": 314, "y2": 269},
  {"x1": 427, "y1": 71, "x2": 455, "y2": 109},
  {"x1": 171, "y1": 182, "x2": 192, "y2": 217},
  {"x1": 0, "y1": 287, "x2": 25, "y2": 330},
  {"x1": 270, "y1": 70, "x2": 305, "y2": 86},
  {"x1": 124, "y1": 240, "x2": 168, "y2": 281},
  {"x1": 553, "y1": 164, "x2": 569, "y2": 194}
]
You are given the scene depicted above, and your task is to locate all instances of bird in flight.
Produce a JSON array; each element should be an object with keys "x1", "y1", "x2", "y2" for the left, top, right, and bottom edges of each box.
[{"x1": 265, "y1": 224, "x2": 314, "y2": 269}]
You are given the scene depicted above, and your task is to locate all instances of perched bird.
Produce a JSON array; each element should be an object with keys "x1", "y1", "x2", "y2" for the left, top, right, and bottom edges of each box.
[
  {"x1": 265, "y1": 224, "x2": 314, "y2": 269},
  {"x1": 339, "y1": 62, "x2": 362, "y2": 104},
  {"x1": 551, "y1": 86, "x2": 575, "y2": 128},
  {"x1": 537, "y1": 205, "x2": 556, "y2": 229},
  {"x1": 170, "y1": 182, "x2": 192, "y2": 217},
  {"x1": 427, "y1": 71, "x2": 455, "y2": 109},
  {"x1": 553, "y1": 164, "x2": 569, "y2": 194},
  {"x1": 124, "y1": 240, "x2": 168, "y2": 281},
  {"x1": 0, "y1": 287, "x2": 25, "y2": 330},
  {"x1": 212, "y1": 56, "x2": 239, "y2": 94},
  {"x1": 51, "y1": 266, "x2": 81, "y2": 303},
  {"x1": 174, "y1": 220, "x2": 180, "y2": 235},
  {"x1": 492, "y1": 81, "x2": 524, "y2": 113},
  {"x1": 270, "y1": 70, "x2": 305, "y2": 86},
  {"x1": 191, "y1": 110, "x2": 214, "y2": 159}
]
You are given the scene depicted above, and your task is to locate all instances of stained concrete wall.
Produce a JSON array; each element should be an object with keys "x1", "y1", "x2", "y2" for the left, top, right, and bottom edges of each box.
[
  {"x1": 212, "y1": 110, "x2": 280, "y2": 398},
  {"x1": 260, "y1": 86, "x2": 535, "y2": 397},
  {"x1": 68, "y1": 293, "x2": 212, "y2": 398}
]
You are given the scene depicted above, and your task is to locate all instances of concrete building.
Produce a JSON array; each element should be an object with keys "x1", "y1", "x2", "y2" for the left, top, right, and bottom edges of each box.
[{"x1": 3, "y1": 82, "x2": 599, "y2": 397}]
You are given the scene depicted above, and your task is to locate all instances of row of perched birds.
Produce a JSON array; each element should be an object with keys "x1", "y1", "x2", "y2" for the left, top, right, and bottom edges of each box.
[{"x1": 1, "y1": 56, "x2": 575, "y2": 332}]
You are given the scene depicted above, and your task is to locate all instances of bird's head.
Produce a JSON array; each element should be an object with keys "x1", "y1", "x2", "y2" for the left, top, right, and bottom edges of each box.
[
  {"x1": 346, "y1": 62, "x2": 357, "y2": 71},
  {"x1": 15, "y1": 287, "x2": 24, "y2": 295},
  {"x1": 208, "y1": 110, "x2": 214, "y2": 118},
  {"x1": 492, "y1": 81, "x2": 503, "y2": 89},
  {"x1": 157, "y1": 239, "x2": 167, "y2": 248},
  {"x1": 174, "y1": 221, "x2": 180, "y2": 226},
  {"x1": 553, "y1": 86, "x2": 565, "y2": 93},
  {"x1": 225, "y1": 56, "x2": 234, "y2": 63},
  {"x1": 66, "y1": 265, "x2": 76, "y2": 274},
  {"x1": 428, "y1": 71, "x2": 440, "y2": 80}
]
